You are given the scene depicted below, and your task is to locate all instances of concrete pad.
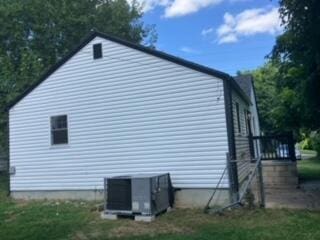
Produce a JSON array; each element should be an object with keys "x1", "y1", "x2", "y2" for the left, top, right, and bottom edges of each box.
[
  {"x1": 100, "y1": 212, "x2": 118, "y2": 220},
  {"x1": 265, "y1": 187, "x2": 320, "y2": 210},
  {"x1": 301, "y1": 180, "x2": 320, "y2": 191},
  {"x1": 134, "y1": 215, "x2": 155, "y2": 222}
]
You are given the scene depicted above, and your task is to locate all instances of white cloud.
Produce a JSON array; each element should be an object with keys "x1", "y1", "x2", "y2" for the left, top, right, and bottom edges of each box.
[
  {"x1": 219, "y1": 34, "x2": 238, "y2": 43},
  {"x1": 180, "y1": 46, "x2": 201, "y2": 54},
  {"x1": 217, "y1": 7, "x2": 282, "y2": 44},
  {"x1": 164, "y1": 0, "x2": 223, "y2": 18},
  {"x1": 128, "y1": 0, "x2": 223, "y2": 17},
  {"x1": 127, "y1": 0, "x2": 169, "y2": 12},
  {"x1": 229, "y1": 0, "x2": 251, "y2": 2},
  {"x1": 201, "y1": 27, "x2": 214, "y2": 36}
]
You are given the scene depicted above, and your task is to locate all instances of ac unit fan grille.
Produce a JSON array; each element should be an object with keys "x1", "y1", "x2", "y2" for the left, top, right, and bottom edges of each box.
[{"x1": 107, "y1": 179, "x2": 132, "y2": 211}]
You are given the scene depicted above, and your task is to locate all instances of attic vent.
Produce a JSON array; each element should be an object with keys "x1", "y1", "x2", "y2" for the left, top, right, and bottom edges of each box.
[{"x1": 93, "y1": 43, "x2": 102, "y2": 59}]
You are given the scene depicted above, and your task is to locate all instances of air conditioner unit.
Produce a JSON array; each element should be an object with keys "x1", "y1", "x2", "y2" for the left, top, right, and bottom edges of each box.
[{"x1": 104, "y1": 173, "x2": 174, "y2": 218}]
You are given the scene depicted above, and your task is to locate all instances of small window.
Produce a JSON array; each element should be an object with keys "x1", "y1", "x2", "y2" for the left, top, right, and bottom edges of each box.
[
  {"x1": 51, "y1": 115, "x2": 68, "y2": 145},
  {"x1": 252, "y1": 116, "x2": 256, "y2": 135},
  {"x1": 244, "y1": 110, "x2": 249, "y2": 134},
  {"x1": 236, "y1": 103, "x2": 241, "y2": 134},
  {"x1": 93, "y1": 43, "x2": 102, "y2": 59}
]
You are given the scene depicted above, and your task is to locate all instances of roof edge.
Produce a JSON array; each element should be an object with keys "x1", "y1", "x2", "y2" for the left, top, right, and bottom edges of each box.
[
  {"x1": 6, "y1": 31, "x2": 97, "y2": 110},
  {"x1": 7, "y1": 30, "x2": 251, "y2": 110}
]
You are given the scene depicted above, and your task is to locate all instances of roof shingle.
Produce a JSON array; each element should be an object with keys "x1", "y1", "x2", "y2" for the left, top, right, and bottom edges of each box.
[{"x1": 233, "y1": 75, "x2": 253, "y2": 99}]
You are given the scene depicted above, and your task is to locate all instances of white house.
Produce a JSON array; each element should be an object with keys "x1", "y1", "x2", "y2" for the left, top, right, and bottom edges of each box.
[{"x1": 8, "y1": 31, "x2": 260, "y2": 207}]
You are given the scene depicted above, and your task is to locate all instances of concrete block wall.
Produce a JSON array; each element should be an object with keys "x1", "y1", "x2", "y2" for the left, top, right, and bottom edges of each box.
[
  {"x1": 174, "y1": 189, "x2": 230, "y2": 208},
  {"x1": 12, "y1": 188, "x2": 231, "y2": 209},
  {"x1": 262, "y1": 161, "x2": 298, "y2": 189}
]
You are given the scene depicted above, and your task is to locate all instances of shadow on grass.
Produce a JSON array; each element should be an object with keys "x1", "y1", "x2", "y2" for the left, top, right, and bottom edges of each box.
[
  {"x1": 0, "y1": 173, "x2": 9, "y2": 200},
  {"x1": 298, "y1": 154, "x2": 320, "y2": 182}
]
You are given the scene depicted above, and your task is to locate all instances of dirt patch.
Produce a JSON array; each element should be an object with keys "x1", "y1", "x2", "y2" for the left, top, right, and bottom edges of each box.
[
  {"x1": 73, "y1": 231, "x2": 89, "y2": 240},
  {"x1": 83, "y1": 210, "x2": 199, "y2": 239},
  {"x1": 266, "y1": 187, "x2": 320, "y2": 210}
]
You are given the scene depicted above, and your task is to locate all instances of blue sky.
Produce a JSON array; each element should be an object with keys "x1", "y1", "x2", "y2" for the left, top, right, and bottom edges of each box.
[{"x1": 137, "y1": 0, "x2": 282, "y2": 75}]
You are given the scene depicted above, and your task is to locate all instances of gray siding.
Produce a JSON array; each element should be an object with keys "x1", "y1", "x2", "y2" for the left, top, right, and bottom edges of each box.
[
  {"x1": 232, "y1": 91, "x2": 251, "y2": 185},
  {"x1": 250, "y1": 86, "x2": 261, "y2": 136},
  {"x1": 9, "y1": 36, "x2": 229, "y2": 191}
]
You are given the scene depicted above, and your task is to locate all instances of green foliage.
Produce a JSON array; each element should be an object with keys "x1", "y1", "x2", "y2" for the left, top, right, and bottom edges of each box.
[
  {"x1": 310, "y1": 131, "x2": 320, "y2": 156},
  {"x1": 243, "y1": 62, "x2": 293, "y2": 134},
  {"x1": 272, "y1": 0, "x2": 320, "y2": 131},
  {"x1": 0, "y1": 0, "x2": 156, "y2": 151},
  {"x1": 300, "y1": 137, "x2": 313, "y2": 150},
  {"x1": 298, "y1": 131, "x2": 320, "y2": 155},
  {"x1": 247, "y1": 63, "x2": 278, "y2": 132},
  {"x1": 298, "y1": 151, "x2": 320, "y2": 181},
  {"x1": 246, "y1": 1, "x2": 320, "y2": 135}
]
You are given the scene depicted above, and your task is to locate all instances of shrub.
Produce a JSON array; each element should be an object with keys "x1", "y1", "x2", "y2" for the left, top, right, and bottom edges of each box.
[
  {"x1": 310, "y1": 131, "x2": 320, "y2": 156},
  {"x1": 300, "y1": 137, "x2": 313, "y2": 150}
]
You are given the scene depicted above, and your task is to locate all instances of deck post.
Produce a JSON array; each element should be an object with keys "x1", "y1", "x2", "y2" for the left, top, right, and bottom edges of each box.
[
  {"x1": 257, "y1": 159, "x2": 265, "y2": 207},
  {"x1": 288, "y1": 132, "x2": 296, "y2": 161}
]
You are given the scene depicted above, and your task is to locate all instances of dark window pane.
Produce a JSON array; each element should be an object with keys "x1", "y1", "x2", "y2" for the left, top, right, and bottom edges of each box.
[
  {"x1": 51, "y1": 115, "x2": 67, "y2": 130},
  {"x1": 236, "y1": 103, "x2": 241, "y2": 133},
  {"x1": 93, "y1": 43, "x2": 102, "y2": 59},
  {"x1": 51, "y1": 115, "x2": 68, "y2": 145},
  {"x1": 57, "y1": 116, "x2": 67, "y2": 129},
  {"x1": 52, "y1": 130, "x2": 68, "y2": 145},
  {"x1": 51, "y1": 117, "x2": 58, "y2": 130},
  {"x1": 244, "y1": 110, "x2": 248, "y2": 134}
]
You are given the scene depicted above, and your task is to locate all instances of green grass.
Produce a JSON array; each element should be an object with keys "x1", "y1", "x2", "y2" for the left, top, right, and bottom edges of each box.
[
  {"x1": 298, "y1": 151, "x2": 320, "y2": 181},
  {"x1": 1, "y1": 174, "x2": 320, "y2": 240},
  {"x1": 300, "y1": 149, "x2": 318, "y2": 155}
]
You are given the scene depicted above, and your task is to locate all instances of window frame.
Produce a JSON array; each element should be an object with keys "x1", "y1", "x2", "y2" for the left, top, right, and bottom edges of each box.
[
  {"x1": 252, "y1": 116, "x2": 256, "y2": 135},
  {"x1": 93, "y1": 43, "x2": 103, "y2": 59},
  {"x1": 244, "y1": 109, "x2": 249, "y2": 134},
  {"x1": 235, "y1": 102, "x2": 241, "y2": 134},
  {"x1": 50, "y1": 115, "x2": 69, "y2": 145}
]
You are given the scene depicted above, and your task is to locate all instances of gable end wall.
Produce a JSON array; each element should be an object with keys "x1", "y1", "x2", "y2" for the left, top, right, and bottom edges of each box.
[{"x1": 9, "y1": 36, "x2": 230, "y2": 191}]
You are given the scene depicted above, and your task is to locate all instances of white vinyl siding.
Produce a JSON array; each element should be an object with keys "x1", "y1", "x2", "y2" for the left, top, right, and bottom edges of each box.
[{"x1": 9, "y1": 37, "x2": 229, "y2": 191}]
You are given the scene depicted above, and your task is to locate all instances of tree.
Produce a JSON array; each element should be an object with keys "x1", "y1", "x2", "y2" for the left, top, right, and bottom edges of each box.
[
  {"x1": 272, "y1": 0, "x2": 320, "y2": 131},
  {"x1": 241, "y1": 60, "x2": 304, "y2": 136},
  {"x1": 246, "y1": 63, "x2": 280, "y2": 133},
  {"x1": 0, "y1": 0, "x2": 156, "y2": 151}
]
